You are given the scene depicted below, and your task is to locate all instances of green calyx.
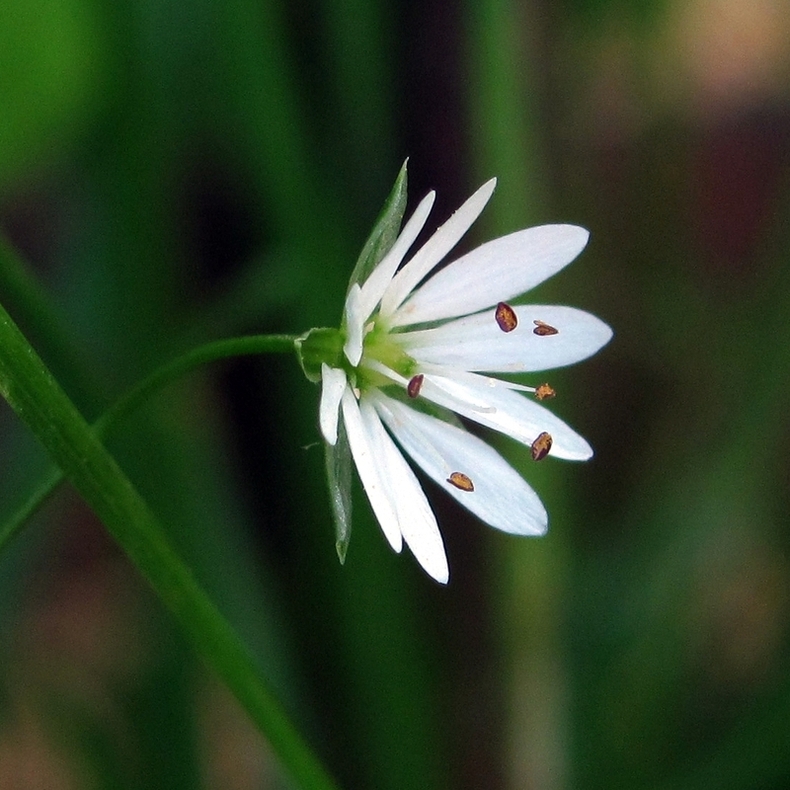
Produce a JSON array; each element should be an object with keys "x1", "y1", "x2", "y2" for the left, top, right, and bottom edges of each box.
[
  {"x1": 296, "y1": 321, "x2": 417, "y2": 395},
  {"x1": 295, "y1": 327, "x2": 344, "y2": 382}
]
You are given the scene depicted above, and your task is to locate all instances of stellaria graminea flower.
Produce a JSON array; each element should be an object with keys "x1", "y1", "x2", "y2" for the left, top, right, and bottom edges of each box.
[{"x1": 298, "y1": 164, "x2": 612, "y2": 583}]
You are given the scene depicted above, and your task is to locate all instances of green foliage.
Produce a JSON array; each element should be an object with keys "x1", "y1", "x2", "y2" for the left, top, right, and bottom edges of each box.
[{"x1": 0, "y1": 0, "x2": 108, "y2": 186}]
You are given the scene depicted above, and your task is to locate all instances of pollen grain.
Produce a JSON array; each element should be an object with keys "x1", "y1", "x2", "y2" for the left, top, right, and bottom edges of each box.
[
  {"x1": 534, "y1": 383, "x2": 556, "y2": 401},
  {"x1": 407, "y1": 374, "x2": 424, "y2": 398},
  {"x1": 495, "y1": 302, "x2": 518, "y2": 333},
  {"x1": 533, "y1": 320, "x2": 558, "y2": 336},
  {"x1": 530, "y1": 432, "x2": 553, "y2": 461},
  {"x1": 447, "y1": 472, "x2": 475, "y2": 492}
]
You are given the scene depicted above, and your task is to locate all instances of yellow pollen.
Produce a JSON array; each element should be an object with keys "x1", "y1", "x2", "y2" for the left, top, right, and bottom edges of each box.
[
  {"x1": 447, "y1": 472, "x2": 474, "y2": 492},
  {"x1": 534, "y1": 383, "x2": 556, "y2": 401}
]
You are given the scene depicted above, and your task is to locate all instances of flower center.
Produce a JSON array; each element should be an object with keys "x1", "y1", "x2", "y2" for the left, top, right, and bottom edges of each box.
[{"x1": 355, "y1": 321, "x2": 417, "y2": 391}]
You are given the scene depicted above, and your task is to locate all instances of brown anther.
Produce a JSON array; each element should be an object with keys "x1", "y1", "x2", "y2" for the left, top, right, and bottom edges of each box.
[
  {"x1": 495, "y1": 302, "x2": 518, "y2": 333},
  {"x1": 533, "y1": 319, "x2": 558, "y2": 336},
  {"x1": 407, "y1": 374, "x2": 424, "y2": 399},
  {"x1": 534, "y1": 383, "x2": 556, "y2": 401},
  {"x1": 447, "y1": 472, "x2": 475, "y2": 492},
  {"x1": 530, "y1": 432, "x2": 553, "y2": 461}
]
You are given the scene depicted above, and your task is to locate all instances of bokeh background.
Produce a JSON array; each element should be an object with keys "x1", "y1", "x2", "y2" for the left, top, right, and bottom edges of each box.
[{"x1": 2, "y1": 0, "x2": 790, "y2": 788}]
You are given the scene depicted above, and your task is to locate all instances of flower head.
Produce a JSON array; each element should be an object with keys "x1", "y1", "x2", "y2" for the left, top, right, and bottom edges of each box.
[{"x1": 301, "y1": 166, "x2": 612, "y2": 583}]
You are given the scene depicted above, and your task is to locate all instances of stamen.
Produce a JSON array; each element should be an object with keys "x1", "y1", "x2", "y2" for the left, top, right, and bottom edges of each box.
[
  {"x1": 407, "y1": 374, "x2": 424, "y2": 399},
  {"x1": 533, "y1": 319, "x2": 558, "y2": 336},
  {"x1": 534, "y1": 383, "x2": 556, "y2": 401},
  {"x1": 495, "y1": 302, "x2": 518, "y2": 333},
  {"x1": 530, "y1": 432, "x2": 553, "y2": 461},
  {"x1": 447, "y1": 472, "x2": 474, "y2": 492}
]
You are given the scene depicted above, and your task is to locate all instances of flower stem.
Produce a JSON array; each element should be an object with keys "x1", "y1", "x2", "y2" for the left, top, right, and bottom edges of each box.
[
  {"x1": 0, "y1": 317, "x2": 336, "y2": 789},
  {"x1": 0, "y1": 334, "x2": 297, "y2": 552},
  {"x1": 94, "y1": 334, "x2": 297, "y2": 436}
]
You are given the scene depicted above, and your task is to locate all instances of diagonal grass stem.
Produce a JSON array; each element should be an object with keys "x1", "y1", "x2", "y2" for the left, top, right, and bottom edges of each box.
[{"x1": 0, "y1": 316, "x2": 337, "y2": 790}]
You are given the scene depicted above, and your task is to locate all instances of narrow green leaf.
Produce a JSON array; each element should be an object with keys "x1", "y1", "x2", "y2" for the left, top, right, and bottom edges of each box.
[
  {"x1": 346, "y1": 159, "x2": 409, "y2": 292},
  {"x1": 0, "y1": 304, "x2": 339, "y2": 790}
]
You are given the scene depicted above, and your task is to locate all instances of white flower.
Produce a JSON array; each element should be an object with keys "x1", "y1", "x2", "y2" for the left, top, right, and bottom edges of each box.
[{"x1": 318, "y1": 178, "x2": 612, "y2": 583}]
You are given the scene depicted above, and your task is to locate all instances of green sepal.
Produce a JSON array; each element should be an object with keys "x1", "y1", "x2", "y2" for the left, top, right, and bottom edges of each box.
[
  {"x1": 294, "y1": 327, "x2": 344, "y2": 383},
  {"x1": 325, "y1": 418, "x2": 353, "y2": 564},
  {"x1": 346, "y1": 159, "x2": 409, "y2": 293},
  {"x1": 309, "y1": 160, "x2": 411, "y2": 563}
]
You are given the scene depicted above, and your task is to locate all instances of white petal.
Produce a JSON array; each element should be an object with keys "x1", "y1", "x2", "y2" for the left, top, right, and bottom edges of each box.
[
  {"x1": 373, "y1": 394, "x2": 548, "y2": 536},
  {"x1": 341, "y1": 389, "x2": 403, "y2": 553},
  {"x1": 343, "y1": 283, "x2": 365, "y2": 366},
  {"x1": 356, "y1": 191, "x2": 436, "y2": 324},
  {"x1": 418, "y1": 369, "x2": 593, "y2": 460},
  {"x1": 389, "y1": 224, "x2": 589, "y2": 328},
  {"x1": 365, "y1": 358, "x2": 497, "y2": 416},
  {"x1": 399, "y1": 305, "x2": 613, "y2": 373},
  {"x1": 378, "y1": 179, "x2": 497, "y2": 320},
  {"x1": 319, "y1": 364, "x2": 347, "y2": 445},
  {"x1": 358, "y1": 399, "x2": 449, "y2": 583}
]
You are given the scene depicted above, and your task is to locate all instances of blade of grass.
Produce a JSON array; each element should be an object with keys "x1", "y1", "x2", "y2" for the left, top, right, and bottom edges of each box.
[
  {"x1": 0, "y1": 234, "x2": 101, "y2": 412},
  {"x1": 0, "y1": 303, "x2": 338, "y2": 790}
]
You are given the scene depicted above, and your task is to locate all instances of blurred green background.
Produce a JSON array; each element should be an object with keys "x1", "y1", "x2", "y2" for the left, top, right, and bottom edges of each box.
[{"x1": 1, "y1": 0, "x2": 790, "y2": 788}]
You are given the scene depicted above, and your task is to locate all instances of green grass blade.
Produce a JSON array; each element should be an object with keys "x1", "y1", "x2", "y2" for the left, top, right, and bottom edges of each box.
[{"x1": 0, "y1": 304, "x2": 338, "y2": 790}]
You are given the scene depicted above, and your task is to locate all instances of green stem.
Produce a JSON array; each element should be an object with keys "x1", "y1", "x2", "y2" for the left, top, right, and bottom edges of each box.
[
  {"x1": 0, "y1": 234, "x2": 101, "y2": 412},
  {"x1": 94, "y1": 335, "x2": 296, "y2": 436},
  {"x1": 0, "y1": 335, "x2": 297, "y2": 552},
  {"x1": 0, "y1": 316, "x2": 335, "y2": 790}
]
